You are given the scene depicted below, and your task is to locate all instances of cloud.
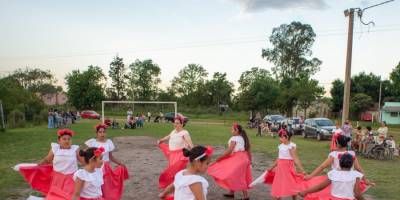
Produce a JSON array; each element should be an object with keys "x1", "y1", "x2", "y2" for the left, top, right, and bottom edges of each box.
[{"x1": 231, "y1": 0, "x2": 328, "y2": 12}]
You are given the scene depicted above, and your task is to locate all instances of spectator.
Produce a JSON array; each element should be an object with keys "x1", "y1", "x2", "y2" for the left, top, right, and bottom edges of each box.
[
  {"x1": 127, "y1": 108, "x2": 133, "y2": 122},
  {"x1": 352, "y1": 126, "x2": 363, "y2": 151},
  {"x1": 159, "y1": 111, "x2": 164, "y2": 123},
  {"x1": 147, "y1": 111, "x2": 152, "y2": 122},
  {"x1": 360, "y1": 126, "x2": 374, "y2": 154},
  {"x1": 48, "y1": 108, "x2": 54, "y2": 129},
  {"x1": 386, "y1": 135, "x2": 396, "y2": 156},
  {"x1": 377, "y1": 121, "x2": 388, "y2": 138}
]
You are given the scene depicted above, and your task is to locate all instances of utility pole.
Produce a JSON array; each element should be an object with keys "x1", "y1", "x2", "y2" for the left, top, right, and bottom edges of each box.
[
  {"x1": 0, "y1": 100, "x2": 5, "y2": 130},
  {"x1": 341, "y1": 0, "x2": 395, "y2": 125},
  {"x1": 378, "y1": 80, "x2": 382, "y2": 122},
  {"x1": 341, "y1": 8, "x2": 355, "y2": 125}
]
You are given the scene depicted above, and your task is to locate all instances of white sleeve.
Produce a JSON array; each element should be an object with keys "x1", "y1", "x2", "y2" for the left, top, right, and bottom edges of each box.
[
  {"x1": 73, "y1": 169, "x2": 89, "y2": 181},
  {"x1": 327, "y1": 170, "x2": 335, "y2": 181},
  {"x1": 51, "y1": 143, "x2": 59, "y2": 154},
  {"x1": 352, "y1": 171, "x2": 364, "y2": 179},
  {"x1": 71, "y1": 145, "x2": 80, "y2": 152},
  {"x1": 108, "y1": 140, "x2": 115, "y2": 151},
  {"x1": 289, "y1": 143, "x2": 297, "y2": 149},
  {"x1": 328, "y1": 151, "x2": 336, "y2": 158},
  {"x1": 85, "y1": 138, "x2": 95, "y2": 147}
]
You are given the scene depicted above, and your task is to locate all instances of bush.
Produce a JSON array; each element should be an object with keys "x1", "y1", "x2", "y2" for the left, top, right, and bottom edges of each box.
[{"x1": 7, "y1": 109, "x2": 26, "y2": 128}]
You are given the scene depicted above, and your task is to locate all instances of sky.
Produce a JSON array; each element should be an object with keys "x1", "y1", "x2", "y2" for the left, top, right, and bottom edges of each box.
[{"x1": 0, "y1": 0, "x2": 399, "y2": 95}]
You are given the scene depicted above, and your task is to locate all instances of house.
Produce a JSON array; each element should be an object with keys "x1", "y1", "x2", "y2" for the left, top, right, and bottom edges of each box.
[
  {"x1": 37, "y1": 92, "x2": 68, "y2": 106},
  {"x1": 381, "y1": 102, "x2": 400, "y2": 125}
]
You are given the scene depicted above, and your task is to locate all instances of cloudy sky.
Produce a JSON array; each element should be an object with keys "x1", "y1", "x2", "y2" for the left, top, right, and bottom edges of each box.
[{"x1": 0, "y1": 0, "x2": 399, "y2": 94}]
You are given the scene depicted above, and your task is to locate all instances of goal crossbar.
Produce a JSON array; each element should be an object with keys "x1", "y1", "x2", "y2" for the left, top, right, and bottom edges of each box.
[{"x1": 101, "y1": 101, "x2": 177, "y2": 123}]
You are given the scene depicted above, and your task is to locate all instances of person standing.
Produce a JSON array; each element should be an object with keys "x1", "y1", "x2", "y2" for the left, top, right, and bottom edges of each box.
[
  {"x1": 48, "y1": 108, "x2": 54, "y2": 129},
  {"x1": 147, "y1": 111, "x2": 152, "y2": 122},
  {"x1": 127, "y1": 108, "x2": 133, "y2": 122},
  {"x1": 377, "y1": 121, "x2": 388, "y2": 138},
  {"x1": 158, "y1": 117, "x2": 194, "y2": 188}
]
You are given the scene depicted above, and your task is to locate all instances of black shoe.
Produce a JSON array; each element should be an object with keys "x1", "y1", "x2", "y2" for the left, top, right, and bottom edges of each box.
[{"x1": 223, "y1": 193, "x2": 234, "y2": 198}]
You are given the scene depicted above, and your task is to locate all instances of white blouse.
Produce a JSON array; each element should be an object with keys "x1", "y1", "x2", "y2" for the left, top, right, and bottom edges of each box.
[
  {"x1": 85, "y1": 139, "x2": 115, "y2": 162},
  {"x1": 278, "y1": 142, "x2": 296, "y2": 160},
  {"x1": 73, "y1": 168, "x2": 104, "y2": 199},
  {"x1": 169, "y1": 130, "x2": 191, "y2": 151},
  {"x1": 228, "y1": 136, "x2": 245, "y2": 152},
  {"x1": 51, "y1": 143, "x2": 79, "y2": 174},
  {"x1": 329, "y1": 150, "x2": 356, "y2": 170},
  {"x1": 173, "y1": 170, "x2": 208, "y2": 200},
  {"x1": 328, "y1": 169, "x2": 363, "y2": 200}
]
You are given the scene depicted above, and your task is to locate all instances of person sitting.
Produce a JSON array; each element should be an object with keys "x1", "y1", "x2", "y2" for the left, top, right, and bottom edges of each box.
[
  {"x1": 125, "y1": 116, "x2": 136, "y2": 129},
  {"x1": 360, "y1": 126, "x2": 374, "y2": 154},
  {"x1": 111, "y1": 118, "x2": 119, "y2": 129},
  {"x1": 352, "y1": 126, "x2": 363, "y2": 152},
  {"x1": 386, "y1": 135, "x2": 396, "y2": 159}
]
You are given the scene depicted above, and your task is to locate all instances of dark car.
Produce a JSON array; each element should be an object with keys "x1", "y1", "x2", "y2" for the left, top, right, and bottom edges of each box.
[
  {"x1": 80, "y1": 110, "x2": 101, "y2": 119},
  {"x1": 303, "y1": 118, "x2": 335, "y2": 140},
  {"x1": 164, "y1": 112, "x2": 189, "y2": 124},
  {"x1": 283, "y1": 117, "x2": 304, "y2": 135},
  {"x1": 263, "y1": 115, "x2": 286, "y2": 132}
]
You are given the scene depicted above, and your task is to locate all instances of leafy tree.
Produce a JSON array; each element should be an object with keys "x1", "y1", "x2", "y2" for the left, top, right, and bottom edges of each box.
[
  {"x1": 65, "y1": 66, "x2": 106, "y2": 109},
  {"x1": 351, "y1": 72, "x2": 381, "y2": 102},
  {"x1": 128, "y1": 59, "x2": 161, "y2": 100},
  {"x1": 262, "y1": 21, "x2": 321, "y2": 80},
  {"x1": 350, "y1": 93, "x2": 373, "y2": 118},
  {"x1": 296, "y1": 78, "x2": 324, "y2": 117},
  {"x1": 330, "y1": 79, "x2": 344, "y2": 112},
  {"x1": 171, "y1": 64, "x2": 208, "y2": 104},
  {"x1": 261, "y1": 22, "x2": 321, "y2": 116},
  {"x1": 389, "y1": 62, "x2": 400, "y2": 100},
  {"x1": 109, "y1": 56, "x2": 128, "y2": 100},
  {"x1": 10, "y1": 68, "x2": 56, "y2": 94},
  {"x1": 205, "y1": 72, "x2": 234, "y2": 106},
  {"x1": 157, "y1": 88, "x2": 177, "y2": 101}
]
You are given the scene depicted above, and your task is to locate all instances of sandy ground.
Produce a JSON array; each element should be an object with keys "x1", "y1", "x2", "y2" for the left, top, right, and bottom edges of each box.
[{"x1": 113, "y1": 136, "x2": 273, "y2": 200}]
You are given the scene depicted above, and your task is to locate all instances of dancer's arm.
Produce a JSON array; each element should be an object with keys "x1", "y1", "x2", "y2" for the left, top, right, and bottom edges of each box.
[
  {"x1": 189, "y1": 182, "x2": 205, "y2": 200},
  {"x1": 354, "y1": 178, "x2": 365, "y2": 200},
  {"x1": 38, "y1": 149, "x2": 54, "y2": 165},
  {"x1": 183, "y1": 133, "x2": 194, "y2": 149},
  {"x1": 110, "y1": 152, "x2": 124, "y2": 166},
  {"x1": 216, "y1": 141, "x2": 235, "y2": 161},
  {"x1": 304, "y1": 157, "x2": 333, "y2": 180},
  {"x1": 158, "y1": 183, "x2": 175, "y2": 198},
  {"x1": 268, "y1": 159, "x2": 278, "y2": 171},
  {"x1": 72, "y1": 178, "x2": 84, "y2": 200},
  {"x1": 289, "y1": 148, "x2": 306, "y2": 173},
  {"x1": 299, "y1": 179, "x2": 331, "y2": 197},
  {"x1": 158, "y1": 133, "x2": 171, "y2": 144}
]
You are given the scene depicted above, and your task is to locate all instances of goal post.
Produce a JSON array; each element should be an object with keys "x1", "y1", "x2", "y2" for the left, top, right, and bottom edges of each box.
[{"x1": 101, "y1": 101, "x2": 177, "y2": 123}]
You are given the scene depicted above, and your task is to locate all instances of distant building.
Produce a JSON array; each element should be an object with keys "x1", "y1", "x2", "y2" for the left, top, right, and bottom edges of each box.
[
  {"x1": 37, "y1": 92, "x2": 68, "y2": 106},
  {"x1": 381, "y1": 102, "x2": 400, "y2": 125}
]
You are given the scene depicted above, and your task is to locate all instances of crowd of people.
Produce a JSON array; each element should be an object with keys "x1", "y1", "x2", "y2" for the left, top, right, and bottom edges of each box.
[
  {"x1": 48, "y1": 108, "x2": 78, "y2": 129},
  {"x1": 21, "y1": 114, "x2": 396, "y2": 200}
]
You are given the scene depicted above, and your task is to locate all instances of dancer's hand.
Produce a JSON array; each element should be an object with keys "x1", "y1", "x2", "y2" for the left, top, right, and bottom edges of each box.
[
  {"x1": 157, "y1": 140, "x2": 162, "y2": 144},
  {"x1": 158, "y1": 191, "x2": 166, "y2": 198},
  {"x1": 298, "y1": 191, "x2": 306, "y2": 197},
  {"x1": 366, "y1": 179, "x2": 376, "y2": 186}
]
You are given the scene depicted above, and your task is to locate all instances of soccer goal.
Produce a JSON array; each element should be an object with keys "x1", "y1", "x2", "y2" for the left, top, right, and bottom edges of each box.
[{"x1": 101, "y1": 101, "x2": 177, "y2": 123}]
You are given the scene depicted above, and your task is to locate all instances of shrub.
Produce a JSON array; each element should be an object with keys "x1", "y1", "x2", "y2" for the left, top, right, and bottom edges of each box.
[{"x1": 7, "y1": 109, "x2": 25, "y2": 128}]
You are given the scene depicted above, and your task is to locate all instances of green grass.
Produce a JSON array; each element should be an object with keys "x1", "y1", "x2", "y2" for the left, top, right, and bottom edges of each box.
[{"x1": 0, "y1": 119, "x2": 399, "y2": 199}]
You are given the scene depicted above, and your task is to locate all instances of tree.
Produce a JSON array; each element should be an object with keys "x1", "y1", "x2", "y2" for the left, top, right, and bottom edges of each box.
[
  {"x1": 389, "y1": 62, "x2": 400, "y2": 100},
  {"x1": 171, "y1": 64, "x2": 208, "y2": 104},
  {"x1": 351, "y1": 72, "x2": 381, "y2": 102},
  {"x1": 330, "y1": 79, "x2": 344, "y2": 113},
  {"x1": 10, "y1": 68, "x2": 56, "y2": 94},
  {"x1": 205, "y1": 72, "x2": 234, "y2": 107},
  {"x1": 262, "y1": 21, "x2": 321, "y2": 80},
  {"x1": 296, "y1": 78, "x2": 324, "y2": 117},
  {"x1": 65, "y1": 66, "x2": 106, "y2": 109},
  {"x1": 261, "y1": 21, "x2": 322, "y2": 116},
  {"x1": 109, "y1": 56, "x2": 128, "y2": 100},
  {"x1": 236, "y1": 68, "x2": 279, "y2": 112},
  {"x1": 350, "y1": 93, "x2": 373, "y2": 118},
  {"x1": 128, "y1": 59, "x2": 161, "y2": 100}
]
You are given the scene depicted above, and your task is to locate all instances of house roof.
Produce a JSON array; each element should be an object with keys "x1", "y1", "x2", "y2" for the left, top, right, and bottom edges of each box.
[{"x1": 382, "y1": 106, "x2": 400, "y2": 112}]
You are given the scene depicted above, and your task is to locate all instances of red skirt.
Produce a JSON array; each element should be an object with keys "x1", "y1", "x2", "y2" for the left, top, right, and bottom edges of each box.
[
  {"x1": 271, "y1": 159, "x2": 304, "y2": 197},
  {"x1": 46, "y1": 171, "x2": 74, "y2": 200},
  {"x1": 18, "y1": 164, "x2": 53, "y2": 195},
  {"x1": 158, "y1": 143, "x2": 188, "y2": 189},
  {"x1": 102, "y1": 162, "x2": 130, "y2": 200},
  {"x1": 79, "y1": 197, "x2": 105, "y2": 200},
  {"x1": 207, "y1": 151, "x2": 252, "y2": 191},
  {"x1": 330, "y1": 134, "x2": 339, "y2": 151},
  {"x1": 303, "y1": 176, "x2": 370, "y2": 200}
]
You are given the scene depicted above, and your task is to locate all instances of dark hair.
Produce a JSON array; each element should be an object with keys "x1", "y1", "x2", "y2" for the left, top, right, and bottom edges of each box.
[
  {"x1": 174, "y1": 117, "x2": 186, "y2": 127},
  {"x1": 279, "y1": 128, "x2": 293, "y2": 140},
  {"x1": 183, "y1": 146, "x2": 208, "y2": 162},
  {"x1": 367, "y1": 126, "x2": 372, "y2": 131},
  {"x1": 383, "y1": 121, "x2": 387, "y2": 126},
  {"x1": 339, "y1": 153, "x2": 354, "y2": 169},
  {"x1": 235, "y1": 124, "x2": 251, "y2": 152},
  {"x1": 336, "y1": 135, "x2": 351, "y2": 148},
  {"x1": 79, "y1": 147, "x2": 97, "y2": 164},
  {"x1": 357, "y1": 126, "x2": 362, "y2": 130}
]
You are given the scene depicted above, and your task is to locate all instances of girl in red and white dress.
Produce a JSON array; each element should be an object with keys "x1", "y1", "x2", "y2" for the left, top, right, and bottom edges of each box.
[
  {"x1": 72, "y1": 147, "x2": 105, "y2": 200},
  {"x1": 85, "y1": 124, "x2": 129, "y2": 200},
  {"x1": 157, "y1": 117, "x2": 194, "y2": 188},
  {"x1": 159, "y1": 146, "x2": 214, "y2": 200},
  {"x1": 207, "y1": 123, "x2": 252, "y2": 200},
  {"x1": 302, "y1": 135, "x2": 373, "y2": 200},
  {"x1": 15, "y1": 129, "x2": 79, "y2": 200},
  {"x1": 268, "y1": 129, "x2": 306, "y2": 200},
  {"x1": 300, "y1": 153, "x2": 364, "y2": 200}
]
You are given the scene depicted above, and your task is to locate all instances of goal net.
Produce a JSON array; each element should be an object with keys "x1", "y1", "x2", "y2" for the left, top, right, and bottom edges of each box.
[{"x1": 101, "y1": 101, "x2": 177, "y2": 123}]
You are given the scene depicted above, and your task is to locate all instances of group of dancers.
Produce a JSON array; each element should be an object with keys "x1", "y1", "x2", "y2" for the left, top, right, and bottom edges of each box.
[
  {"x1": 15, "y1": 116, "x2": 374, "y2": 200},
  {"x1": 156, "y1": 117, "x2": 374, "y2": 200},
  {"x1": 15, "y1": 124, "x2": 129, "y2": 200}
]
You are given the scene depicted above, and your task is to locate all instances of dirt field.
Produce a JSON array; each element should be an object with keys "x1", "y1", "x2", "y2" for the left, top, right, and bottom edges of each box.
[{"x1": 113, "y1": 136, "x2": 273, "y2": 200}]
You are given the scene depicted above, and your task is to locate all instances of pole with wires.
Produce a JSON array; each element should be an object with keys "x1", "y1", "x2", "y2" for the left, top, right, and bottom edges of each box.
[{"x1": 341, "y1": 0, "x2": 395, "y2": 125}]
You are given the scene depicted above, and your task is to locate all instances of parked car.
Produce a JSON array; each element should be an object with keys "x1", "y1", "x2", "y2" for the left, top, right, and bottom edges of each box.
[
  {"x1": 303, "y1": 118, "x2": 335, "y2": 140},
  {"x1": 164, "y1": 112, "x2": 189, "y2": 124},
  {"x1": 282, "y1": 117, "x2": 304, "y2": 135},
  {"x1": 263, "y1": 115, "x2": 286, "y2": 132},
  {"x1": 80, "y1": 110, "x2": 101, "y2": 119}
]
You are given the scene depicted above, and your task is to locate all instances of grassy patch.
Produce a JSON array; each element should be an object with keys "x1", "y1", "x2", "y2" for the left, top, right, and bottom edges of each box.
[{"x1": 0, "y1": 119, "x2": 399, "y2": 199}]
